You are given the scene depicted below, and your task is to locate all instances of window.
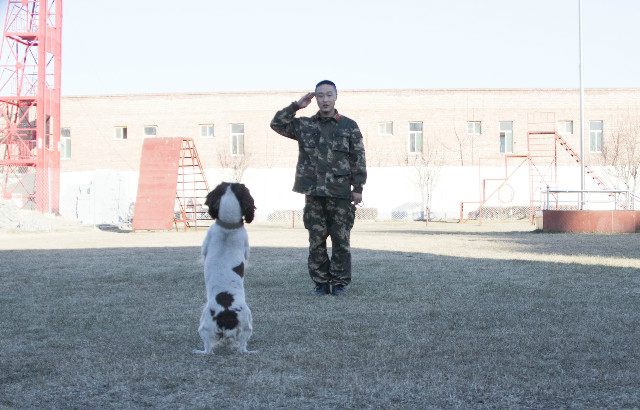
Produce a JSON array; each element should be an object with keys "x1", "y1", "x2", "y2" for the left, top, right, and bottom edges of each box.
[
  {"x1": 589, "y1": 120, "x2": 603, "y2": 152},
  {"x1": 114, "y1": 126, "x2": 127, "y2": 140},
  {"x1": 200, "y1": 124, "x2": 214, "y2": 138},
  {"x1": 143, "y1": 125, "x2": 157, "y2": 137},
  {"x1": 467, "y1": 121, "x2": 481, "y2": 135},
  {"x1": 230, "y1": 123, "x2": 244, "y2": 155},
  {"x1": 558, "y1": 120, "x2": 573, "y2": 135},
  {"x1": 60, "y1": 127, "x2": 71, "y2": 159},
  {"x1": 377, "y1": 121, "x2": 393, "y2": 136},
  {"x1": 499, "y1": 121, "x2": 513, "y2": 153},
  {"x1": 408, "y1": 122, "x2": 423, "y2": 153}
]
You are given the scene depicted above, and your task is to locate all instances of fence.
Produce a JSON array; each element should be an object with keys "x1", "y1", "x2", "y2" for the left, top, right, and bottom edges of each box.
[
  {"x1": 459, "y1": 202, "x2": 533, "y2": 222},
  {"x1": 266, "y1": 207, "x2": 379, "y2": 227},
  {"x1": 542, "y1": 189, "x2": 639, "y2": 211}
]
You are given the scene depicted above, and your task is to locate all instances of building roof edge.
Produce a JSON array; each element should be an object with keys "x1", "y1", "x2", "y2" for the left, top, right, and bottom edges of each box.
[{"x1": 61, "y1": 87, "x2": 640, "y2": 99}]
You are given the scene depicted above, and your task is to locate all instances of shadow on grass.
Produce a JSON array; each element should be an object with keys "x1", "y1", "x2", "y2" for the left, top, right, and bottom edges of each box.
[
  {"x1": 1, "y1": 244, "x2": 639, "y2": 409},
  {"x1": 365, "y1": 227, "x2": 640, "y2": 261}
]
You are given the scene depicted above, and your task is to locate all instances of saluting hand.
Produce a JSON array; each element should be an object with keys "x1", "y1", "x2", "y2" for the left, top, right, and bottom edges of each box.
[{"x1": 296, "y1": 92, "x2": 315, "y2": 109}]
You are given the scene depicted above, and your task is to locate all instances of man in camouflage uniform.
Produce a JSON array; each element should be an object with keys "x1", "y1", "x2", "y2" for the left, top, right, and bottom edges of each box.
[{"x1": 270, "y1": 80, "x2": 367, "y2": 296}]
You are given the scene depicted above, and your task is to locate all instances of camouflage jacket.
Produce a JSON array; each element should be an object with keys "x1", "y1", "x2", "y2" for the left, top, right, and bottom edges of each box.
[{"x1": 270, "y1": 102, "x2": 367, "y2": 199}]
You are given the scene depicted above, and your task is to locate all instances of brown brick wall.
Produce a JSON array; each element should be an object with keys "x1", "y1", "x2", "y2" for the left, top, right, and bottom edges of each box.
[{"x1": 60, "y1": 88, "x2": 640, "y2": 172}]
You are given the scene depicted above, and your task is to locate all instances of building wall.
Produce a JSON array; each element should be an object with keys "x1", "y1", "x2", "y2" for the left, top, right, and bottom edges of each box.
[{"x1": 59, "y1": 88, "x2": 640, "y2": 224}]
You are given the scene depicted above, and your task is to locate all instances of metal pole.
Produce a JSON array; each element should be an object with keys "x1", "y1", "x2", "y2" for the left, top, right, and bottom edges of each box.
[
  {"x1": 546, "y1": 185, "x2": 550, "y2": 210},
  {"x1": 48, "y1": 168, "x2": 52, "y2": 232},
  {"x1": 579, "y1": 0, "x2": 586, "y2": 209}
]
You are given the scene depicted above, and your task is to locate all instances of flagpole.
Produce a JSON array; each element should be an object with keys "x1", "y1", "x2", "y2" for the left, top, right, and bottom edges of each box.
[{"x1": 579, "y1": 0, "x2": 585, "y2": 209}]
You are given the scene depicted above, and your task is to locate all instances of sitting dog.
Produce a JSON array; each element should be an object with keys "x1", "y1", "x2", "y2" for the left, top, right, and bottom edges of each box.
[{"x1": 193, "y1": 182, "x2": 256, "y2": 355}]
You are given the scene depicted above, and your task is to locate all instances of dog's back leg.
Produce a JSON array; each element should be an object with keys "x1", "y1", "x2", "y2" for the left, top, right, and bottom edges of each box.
[
  {"x1": 192, "y1": 328, "x2": 216, "y2": 355},
  {"x1": 235, "y1": 309, "x2": 257, "y2": 354},
  {"x1": 193, "y1": 306, "x2": 219, "y2": 355}
]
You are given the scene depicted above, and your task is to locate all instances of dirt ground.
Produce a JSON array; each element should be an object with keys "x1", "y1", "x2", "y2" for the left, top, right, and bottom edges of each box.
[
  {"x1": 2, "y1": 219, "x2": 638, "y2": 271},
  {"x1": 0, "y1": 219, "x2": 534, "y2": 250}
]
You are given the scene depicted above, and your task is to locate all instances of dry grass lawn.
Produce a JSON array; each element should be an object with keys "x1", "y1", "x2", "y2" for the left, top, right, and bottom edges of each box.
[{"x1": 1, "y1": 220, "x2": 639, "y2": 409}]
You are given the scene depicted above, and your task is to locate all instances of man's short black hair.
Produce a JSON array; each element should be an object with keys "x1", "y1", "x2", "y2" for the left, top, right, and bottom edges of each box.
[{"x1": 315, "y1": 80, "x2": 337, "y2": 91}]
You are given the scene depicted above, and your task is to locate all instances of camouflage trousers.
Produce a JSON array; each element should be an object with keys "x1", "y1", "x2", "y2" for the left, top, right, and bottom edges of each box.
[{"x1": 303, "y1": 195, "x2": 356, "y2": 286}]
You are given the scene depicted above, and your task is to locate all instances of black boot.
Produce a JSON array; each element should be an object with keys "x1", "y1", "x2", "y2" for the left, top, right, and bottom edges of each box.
[
  {"x1": 331, "y1": 284, "x2": 347, "y2": 296},
  {"x1": 312, "y1": 282, "x2": 330, "y2": 296}
]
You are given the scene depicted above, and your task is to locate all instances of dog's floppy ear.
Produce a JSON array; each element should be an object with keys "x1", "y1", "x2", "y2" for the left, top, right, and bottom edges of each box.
[
  {"x1": 205, "y1": 182, "x2": 229, "y2": 220},
  {"x1": 231, "y1": 183, "x2": 256, "y2": 224}
]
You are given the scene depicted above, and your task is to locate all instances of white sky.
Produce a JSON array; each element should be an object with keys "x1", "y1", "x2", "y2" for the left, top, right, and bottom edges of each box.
[{"x1": 3, "y1": 0, "x2": 640, "y2": 95}]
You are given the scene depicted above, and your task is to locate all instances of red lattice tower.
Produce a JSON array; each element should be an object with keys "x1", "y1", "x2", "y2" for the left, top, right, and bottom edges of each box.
[{"x1": 0, "y1": 0, "x2": 62, "y2": 213}]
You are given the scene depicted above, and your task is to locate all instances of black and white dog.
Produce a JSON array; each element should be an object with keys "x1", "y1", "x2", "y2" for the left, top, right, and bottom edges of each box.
[{"x1": 193, "y1": 182, "x2": 257, "y2": 355}]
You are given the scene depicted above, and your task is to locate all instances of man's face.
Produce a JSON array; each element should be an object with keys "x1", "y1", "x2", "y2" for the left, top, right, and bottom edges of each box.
[{"x1": 315, "y1": 84, "x2": 337, "y2": 117}]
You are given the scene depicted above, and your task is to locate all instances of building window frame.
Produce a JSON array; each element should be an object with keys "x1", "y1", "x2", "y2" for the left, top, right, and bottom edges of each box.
[
  {"x1": 377, "y1": 121, "x2": 393, "y2": 136},
  {"x1": 143, "y1": 125, "x2": 157, "y2": 138},
  {"x1": 60, "y1": 127, "x2": 71, "y2": 159},
  {"x1": 230, "y1": 123, "x2": 245, "y2": 156},
  {"x1": 114, "y1": 126, "x2": 128, "y2": 140},
  {"x1": 499, "y1": 121, "x2": 513, "y2": 154},
  {"x1": 467, "y1": 121, "x2": 481, "y2": 136},
  {"x1": 558, "y1": 120, "x2": 573, "y2": 135},
  {"x1": 589, "y1": 120, "x2": 603, "y2": 152},
  {"x1": 200, "y1": 124, "x2": 214, "y2": 138},
  {"x1": 408, "y1": 121, "x2": 423, "y2": 153}
]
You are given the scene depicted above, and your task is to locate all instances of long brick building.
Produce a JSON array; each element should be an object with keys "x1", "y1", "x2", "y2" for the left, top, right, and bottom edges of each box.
[{"x1": 58, "y1": 88, "x2": 640, "y2": 224}]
